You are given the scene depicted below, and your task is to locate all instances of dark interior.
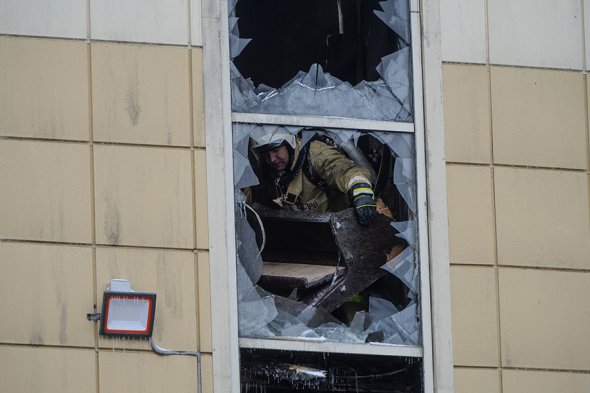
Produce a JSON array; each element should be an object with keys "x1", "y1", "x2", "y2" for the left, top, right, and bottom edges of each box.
[
  {"x1": 240, "y1": 348, "x2": 422, "y2": 392},
  {"x1": 233, "y1": 0, "x2": 402, "y2": 88}
]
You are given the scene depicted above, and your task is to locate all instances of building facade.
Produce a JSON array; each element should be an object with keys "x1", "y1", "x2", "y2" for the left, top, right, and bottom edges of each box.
[{"x1": 0, "y1": 0, "x2": 589, "y2": 392}]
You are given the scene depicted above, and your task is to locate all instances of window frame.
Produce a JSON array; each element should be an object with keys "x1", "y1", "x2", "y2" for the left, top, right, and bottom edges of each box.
[{"x1": 201, "y1": 0, "x2": 454, "y2": 391}]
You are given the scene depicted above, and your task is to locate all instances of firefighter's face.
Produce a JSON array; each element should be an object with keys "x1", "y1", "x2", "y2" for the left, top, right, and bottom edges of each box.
[{"x1": 263, "y1": 145, "x2": 290, "y2": 172}]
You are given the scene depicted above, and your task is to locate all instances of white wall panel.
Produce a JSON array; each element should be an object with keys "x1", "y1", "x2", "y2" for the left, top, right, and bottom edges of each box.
[
  {"x1": 585, "y1": 0, "x2": 590, "y2": 69},
  {"x1": 0, "y1": 0, "x2": 86, "y2": 39},
  {"x1": 440, "y1": 0, "x2": 487, "y2": 63},
  {"x1": 91, "y1": 0, "x2": 189, "y2": 45},
  {"x1": 190, "y1": 0, "x2": 203, "y2": 46},
  {"x1": 488, "y1": 0, "x2": 583, "y2": 69}
]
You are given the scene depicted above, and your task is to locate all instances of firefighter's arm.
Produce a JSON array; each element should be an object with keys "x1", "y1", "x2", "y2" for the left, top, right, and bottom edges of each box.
[
  {"x1": 308, "y1": 141, "x2": 372, "y2": 192},
  {"x1": 308, "y1": 141, "x2": 376, "y2": 225}
]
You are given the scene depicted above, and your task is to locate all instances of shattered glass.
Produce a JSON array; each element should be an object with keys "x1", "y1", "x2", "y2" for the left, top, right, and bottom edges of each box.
[
  {"x1": 229, "y1": 0, "x2": 413, "y2": 121},
  {"x1": 233, "y1": 124, "x2": 420, "y2": 345}
]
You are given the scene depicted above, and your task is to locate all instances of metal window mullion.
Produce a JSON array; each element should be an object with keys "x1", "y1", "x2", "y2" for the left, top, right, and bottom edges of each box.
[
  {"x1": 203, "y1": 0, "x2": 241, "y2": 390},
  {"x1": 231, "y1": 112, "x2": 415, "y2": 133},
  {"x1": 411, "y1": 10, "x2": 435, "y2": 393},
  {"x1": 239, "y1": 338, "x2": 424, "y2": 358}
]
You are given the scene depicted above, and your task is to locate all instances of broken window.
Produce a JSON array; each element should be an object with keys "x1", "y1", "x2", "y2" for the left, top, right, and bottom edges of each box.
[
  {"x1": 230, "y1": 0, "x2": 412, "y2": 121},
  {"x1": 229, "y1": 0, "x2": 427, "y2": 391},
  {"x1": 234, "y1": 125, "x2": 419, "y2": 346}
]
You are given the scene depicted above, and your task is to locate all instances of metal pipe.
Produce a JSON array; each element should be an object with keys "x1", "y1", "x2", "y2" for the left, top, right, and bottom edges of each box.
[{"x1": 149, "y1": 337, "x2": 203, "y2": 393}]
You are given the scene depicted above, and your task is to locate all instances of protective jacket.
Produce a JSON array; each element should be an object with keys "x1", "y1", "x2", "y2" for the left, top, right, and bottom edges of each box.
[{"x1": 251, "y1": 138, "x2": 373, "y2": 212}]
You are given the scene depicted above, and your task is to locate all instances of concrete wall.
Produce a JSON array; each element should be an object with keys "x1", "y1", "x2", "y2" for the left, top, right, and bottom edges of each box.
[
  {"x1": 0, "y1": 1, "x2": 213, "y2": 392},
  {"x1": 441, "y1": 0, "x2": 590, "y2": 391}
]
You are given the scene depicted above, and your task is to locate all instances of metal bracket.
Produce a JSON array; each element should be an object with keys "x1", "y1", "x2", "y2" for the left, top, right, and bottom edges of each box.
[{"x1": 87, "y1": 312, "x2": 101, "y2": 322}]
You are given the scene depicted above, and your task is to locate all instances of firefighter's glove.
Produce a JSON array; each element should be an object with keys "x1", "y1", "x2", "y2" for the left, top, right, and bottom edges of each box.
[{"x1": 349, "y1": 183, "x2": 376, "y2": 226}]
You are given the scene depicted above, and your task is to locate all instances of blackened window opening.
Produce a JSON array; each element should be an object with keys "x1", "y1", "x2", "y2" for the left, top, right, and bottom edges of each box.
[
  {"x1": 233, "y1": 0, "x2": 402, "y2": 88},
  {"x1": 240, "y1": 348, "x2": 422, "y2": 393}
]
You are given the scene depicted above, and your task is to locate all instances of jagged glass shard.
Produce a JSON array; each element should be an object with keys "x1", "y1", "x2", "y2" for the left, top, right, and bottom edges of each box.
[
  {"x1": 370, "y1": 296, "x2": 399, "y2": 321},
  {"x1": 229, "y1": 17, "x2": 240, "y2": 33},
  {"x1": 281, "y1": 323, "x2": 320, "y2": 338},
  {"x1": 228, "y1": 0, "x2": 238, "y2": 15},
  {"x1": 381, "y1": 246, "x2": 417, "y2": 294},
  {"x1": 391, "y1": 220, "x2": 416, "y2": 248},
  {"x1": 236, "y1": 257, "x2": 254, "y2": 302},
  {"x1": 319, "y1": 324, "x2": 364, "y2": 343},
  {"x1": 374, "y1": 0, "x2": 410, "y2": 45},
  {"x1": 230, "y1": 63, "x2": 412, "y2": 120},
  {"x1": 231, "y1": 64, "x2": 260, "y2": 111},
  {"x1": 382, "y1": 333, "x2": 403, "y2": 344},
  {"x1": 233, "y1": 153, "x2": 247, "y2": 187},
  {"x1": 376, "y1": 47, "x2": 412, "y2": 118},
  {"x1": 230, "y1": 34, "x2": 252, "y2": 60},
  {"x1": 371, "y1": 303, "x2": 419, "y2": 345},
  {"x1": 369, "y1": 318, "x2": 399, "y2": 344},
  {"x1": 391, "y1": 303, "x2": 419, "y2": 344},
  {"x1": 297, "y1": 64, "x2": 337, "y2": 90},
  {"x1": 356, "y1": 81, "x2": 405, "y2": 120},
  {"x1": 239, "y1": 295, "x2": 278, "y2": 336},
  {"x1": 350, "y1": 311, "x2": 373, "y2": 334},
  {"x1": 393, "y1": 157, "x2": 417, "y2": 214},
  {"x1": 233, "y1": 123, "x2": 251, "y2": 147},
  {"x1": 233, "y1": 131, "x2": 259, "y2": 188},
  {"x1": 236, "y1": 207, "x2": 263, "y2": 284}
]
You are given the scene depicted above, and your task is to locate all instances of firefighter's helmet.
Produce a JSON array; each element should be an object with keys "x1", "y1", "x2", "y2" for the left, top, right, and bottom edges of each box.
[{"x1": 250, "y1": 125, "x2": 296, "y2": 154}]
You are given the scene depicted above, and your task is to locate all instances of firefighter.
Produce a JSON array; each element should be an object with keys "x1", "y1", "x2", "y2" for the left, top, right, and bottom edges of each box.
[{"x1": 248, "y1": 127, "x2": 377, "y2": 226}]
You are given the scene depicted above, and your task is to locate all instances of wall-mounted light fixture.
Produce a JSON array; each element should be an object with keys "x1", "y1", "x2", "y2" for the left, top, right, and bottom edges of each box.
[{"x1": 98, "y1": 279, "x2": 157, "y2": 338}]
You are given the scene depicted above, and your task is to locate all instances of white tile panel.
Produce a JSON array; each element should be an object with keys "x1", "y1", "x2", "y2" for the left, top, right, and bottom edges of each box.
[
  {"x1": 585, "y1": 0, "x2": 590, "y2": 69},
  {"x1": 90, "y1": 0, "x2": 189, "y2": 45},
  {"x1": 0, "y1": 0, "x2": 86, "y2": 39},
  {"x1": 190, "y1": 0, "x2": 203, "y2": 46},
  {"x1": 488, "y1": 0, "x2": 583, "y2": 69},
  {"x1": 440, "y1": 0, "x2": 487, "y2": 63},
  {"x1": 0, "y1": 140, "x2": 92, "y2": 243}
]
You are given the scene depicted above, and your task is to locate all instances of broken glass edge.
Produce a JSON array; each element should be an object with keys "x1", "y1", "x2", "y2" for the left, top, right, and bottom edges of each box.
[
  {"x1": 233, "y1": 123, "x2": 421, "y2": 345},
  {"x1": 228, "y1": 0, "x2": 413, "y2": 121}
]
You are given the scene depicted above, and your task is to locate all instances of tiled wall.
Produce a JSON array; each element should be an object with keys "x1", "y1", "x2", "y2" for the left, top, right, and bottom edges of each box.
[
  {"x1": 0, "y1": 1, "x2": 212, "y2": 391},
  {"x1": 4, "y1": 0, "x2": 590, "y2": 391},
  {"x1": 442, "y1": 0, "x2": 590, "y2": 391}
]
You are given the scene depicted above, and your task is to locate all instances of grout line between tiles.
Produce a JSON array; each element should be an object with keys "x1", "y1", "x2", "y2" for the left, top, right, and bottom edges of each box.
[
  {"x1": 446, "y1": 161, "x2": 588, "y2": 173},
  {"x1": 87, "y1": 40, "x2": 101, "y2": 393},
  {"x1": 0, "y1": 135, "x2": 207, "y2": 151},
  {"x1": 453, "y1": 364, "x2": 590, "y2": 375},
  {"x1": 188, "y1": 0, "x2": 193, "y2": 47},
  {"x1": 0, "y1": 33, "x2": 206, "y2": 48},
  {"x1": 450, "y1": 262, "x2": 590, "y2": 273},
  {"x1": 189, "y1": 49, "x2": 198, "y2": 249},
  {"x1": 581, "y1": 0, "x2": 587, "y2": 72},
  {"x1": 86, "y1": 0, "x2": 91, "y2": 42},
  {"x1": 484, "y1": 0, "x2": 490, "y2": 66},
  {"x1": 0, "y1": 238, "x2": 209, "y2": 253},
  {"x1": 194, "y1": 251, "x2": 202, "y2": 352},
  {"x1": 188, "y1": 47, "x2": 202, "y2": 352},
  {"x1": 585, "y1": 74, "x2": 590, "y2": 173},
  {"x1": 485, "y1": 11, "x2": 505, "y2": 377},
  {"x1": 442, "y1": 59, "x2": 585, "y2": 73},
  {"x1": 587, "y1": 88, "x2": 590, "y2": 266}
]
